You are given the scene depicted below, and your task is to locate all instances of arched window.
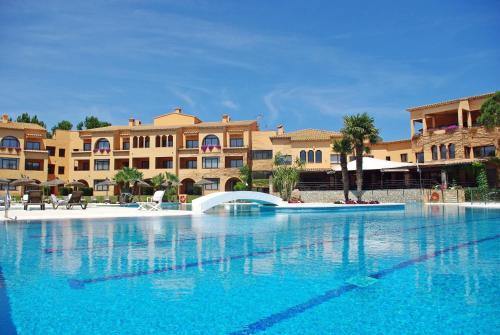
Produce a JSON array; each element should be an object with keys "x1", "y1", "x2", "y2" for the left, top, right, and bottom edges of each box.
[
  {"x1": 138, "y1": 136, "x2": 144, "y2": 148},
  {"x1": 299, "y1": 150, "x2": 306, "y2": 162},
  {"x1": 308, "y1": 150, "x2": 314, "y2": 163},
  {"x1": 315, "y1": 150, "x2": 322, "y2": 163},
  {"x1": 95, "y1": 138, "x2": 110, "y2": 150},
  {"x1": 155, "y1": 135, "x2": 160, "y2": 147},
  {"x1": 440, "y1": 144, "x2": 447, "y2": 160},
  {"x1": 144, "y1": 136, "x2": 150, "y2": 148},
  {"x1": 448, "y1": 144, "x2": 455, "y2": 159},
  {"x1": 167, "y1": 135, "x2": 173, "y2": 147},
  {"x1": 431, "y1": 145, "x2": 438, "y2": 160},
  {"x1": 0, "y1": 136, "x2": 20, "y2": 148},
  {"x1": 202, "y1": 135, "x2": 220, "y2": 146},
  {"x1": 161, "y1": 135, "x2": 167, "y2": 147},
  {"x1": 133, "y1": 136, "x2": 138, "y2": 148}
]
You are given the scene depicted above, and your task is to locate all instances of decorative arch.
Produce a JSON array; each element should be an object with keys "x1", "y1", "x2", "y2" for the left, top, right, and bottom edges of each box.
[
  {"x1": 161, "y1": 135, "x2": 167, "y2": 147},
  {"x1": 225, "y1": 177, "x2": 241, "y2": 191},
  {"x1": 307, "y1": 150, "x2": 314, "y2": 163},
  {"x1": 144, "y1": 136, "x2": 150, "y2": 148},
  {"x1": 180, "y1": 178, "x2": 195, "y2": 195},
  {"x1": 133, "y1": 136, "x2": 138, "y2": 148},
  {"x1": 315, "y1": 150, "x2": 322, "y2": 163},
  {"x1": 138, "y1": 136, "x2": 144, "y2": 148},
  {"x1": 299, "y1": 150, "x2": 306, "y2": 162},
  {"x1": 0, "y1": 136, "x2": 20, "y2": 148},
  {"x1": 155, "y1": 135, "x2": 161, "y2": 147},
  {"x1": 95, "y1": 138, "x2": 110, "y2": 150},
  {"x1": 431, "y1": 145, "x2": 438, "y2": 160},
  {"x1": 78, "y1": 179, "x2": 89, "y2": 187},
  {"x1": 439, "y1": 144, "x2": 447, "y2": 160},
  {"x1": 167, "y1": 135, "x2": 174, "y2": 147},
  {"x1": 448, "y1": 143, "x2": 455, "y2": 159},
  {"x1": 202, "y1": 135, "x2": 220, "y2": 146}
]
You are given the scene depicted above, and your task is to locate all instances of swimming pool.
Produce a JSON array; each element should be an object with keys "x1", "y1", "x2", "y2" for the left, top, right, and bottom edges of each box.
[{"x1": 0, "y1": 204, "x2": 498, "y2": 334}]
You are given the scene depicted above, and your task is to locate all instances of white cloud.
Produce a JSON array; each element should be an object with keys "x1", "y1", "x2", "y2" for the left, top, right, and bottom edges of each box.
[{"x1": 221, "y1": 99, "x2": 238, "y2": 110}]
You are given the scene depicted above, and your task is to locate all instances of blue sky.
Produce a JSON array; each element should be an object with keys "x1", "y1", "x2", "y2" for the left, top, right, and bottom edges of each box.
[{"x1": 0, "y1": 0, "x2": 499, "y2": 140}]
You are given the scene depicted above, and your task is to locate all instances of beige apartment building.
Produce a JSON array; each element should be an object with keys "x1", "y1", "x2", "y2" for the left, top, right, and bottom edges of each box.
[{"x1": 0, "y1": 92, "x2": 498, "y2": 196}]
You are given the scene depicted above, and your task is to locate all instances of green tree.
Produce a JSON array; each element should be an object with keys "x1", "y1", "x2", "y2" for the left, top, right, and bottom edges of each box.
[
  {"x1": 114, "y1": 167, "x2": 143, "y2": 193},
  {"x1": 238, "y1": 164, "x2": 252, "y2": 190},
  {"x1": 272, "y1": 152, "x2": 304, "y2": 200},
  {"x1": 477, "y1": 91, "x2": 500, "y2": 129},
  {"x1": 341, "y1": 113, "x2": 380, "y2": 201},
  {"x1": 76, "y1": 116, "x2": 112, "y2": 130},
  {"x1": 333, "y1": 137, "x2": 352, "y2": 201},
  {"x1": 16, "y1": 112, "x2": 46, "y2": 128},
  {"x1": 51, "y1": 120, "x2": 73, "y2": 135},
  {"x1": 151, "y1": 173, "x2": 166, "y2": 190},
  {"x1": 164, "y1": 172, "x2": 180, "y2": 201}
]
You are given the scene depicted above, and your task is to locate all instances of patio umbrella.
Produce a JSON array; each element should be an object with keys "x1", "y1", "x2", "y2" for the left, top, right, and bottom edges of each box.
[
  {"x1": 134, "y1": 180, "x2": 151, "y2": 197},
  {"x1": 94, "y1": 178, "x2": 116, "y2": 199},
  {"x1": 195, "y1": 179, "x2": 213, "y2": 196},
  {"x1": 41, "y1": 178, "x2": 65, "y2": 187},
  {"x1": 66, "y1": 180, "x2": 86, "y2": 190},
  {"x1": 12, "y1": 176, "x2": 38, "y2": 195}
]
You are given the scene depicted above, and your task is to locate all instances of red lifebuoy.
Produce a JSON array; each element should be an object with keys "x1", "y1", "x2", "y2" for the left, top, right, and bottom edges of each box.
[
  {"x1": 179, "y1": 194, "x2": 187, "y2": 203},
  {"x1": 430, "y1": 192, "x2": 440, "y2": 202}
]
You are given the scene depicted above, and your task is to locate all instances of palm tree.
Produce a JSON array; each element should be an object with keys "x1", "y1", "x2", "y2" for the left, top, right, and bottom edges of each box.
[
  {"x1": 164, "y1": 172, "x2": 180, "y2": 201},
  {"x1": 272, "y1": 152, "x2": 304, "y2": 200},
  {"x1": 333, "y1": 137, "x2": 352, "y2": 201},
  {"x1": 341, "y1": 113, "x2": 380, "y2": 201},
  {"x1": 151, "y1": 173, "x2": 166, "y2": 190},
  {"x1": 114, "y1": 167, "x2": 143, "y2": 193}
]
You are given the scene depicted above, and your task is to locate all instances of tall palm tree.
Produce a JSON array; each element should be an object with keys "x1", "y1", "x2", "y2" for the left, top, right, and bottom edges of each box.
[
  {"x1": 114, "y1": 167, "x2": 143, "y2": 193},
  {"x1": 164, "y1": 172, "x2": 180, "y2": 201},
  {"x1": 151, "y1": 173, "x2": 166, "y2": 190},
  {"x1": 341, "y1": 113, "x2": 380, "y2": 201},
  {"x1": 333, "y1": 137, "x2": 352, "y2": 201}
]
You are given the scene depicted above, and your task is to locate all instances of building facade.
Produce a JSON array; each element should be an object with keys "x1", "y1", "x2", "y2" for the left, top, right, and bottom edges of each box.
[{"x1": 0, "y1": 92, "x2": 498, "y2": 196}]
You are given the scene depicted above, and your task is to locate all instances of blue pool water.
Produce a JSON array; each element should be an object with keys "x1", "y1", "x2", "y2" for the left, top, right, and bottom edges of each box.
[{"x1": 0, "y1": 204, "x2": 499, "y2": 334}]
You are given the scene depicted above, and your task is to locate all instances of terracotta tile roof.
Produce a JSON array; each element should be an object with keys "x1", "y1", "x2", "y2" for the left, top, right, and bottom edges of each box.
[
  {"x1": 0, "y1": 121, "x2": 46, "y2": 131},
  {"x1": 407, "y1": 92, "x2": 495, "y2": 111},
  {"x1": 271, "y1": 128, "x2": 341, "y2": 141},
  {"x1": 83, "y1": 120, "x2": 257, "y2": 132}
]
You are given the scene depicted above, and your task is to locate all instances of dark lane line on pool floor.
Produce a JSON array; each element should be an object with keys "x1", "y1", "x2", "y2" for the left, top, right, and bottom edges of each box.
[
  {"x1": 44, "y1": 220, "x2": 347, "y2": 254},
  {"x1": 229, "y1": 233, "x2": 500, "y2": 335},
  {"x1": 0, "y1": 265, "x2": 18, "y2": 335},
  {"x1": 67, "y1": 216, "x2": 496, "y2": 289}
]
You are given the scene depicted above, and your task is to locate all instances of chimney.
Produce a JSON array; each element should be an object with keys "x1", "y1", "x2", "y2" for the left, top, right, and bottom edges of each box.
[
  {"x1": 222, "y1": 114, "x2": 231, "y2": 123},
  {"x1": 174, "y1": 107, "x2": 182, "y2": 114},
  {"x1": 276, "y1": 124, "x2": 284, "y2": 135},
  {"x1": 128, "y1": 118, "x2": 135, "y2": 127},
  {"x1": 2, "y1": 114, "x2": 9, "y2": 123}
]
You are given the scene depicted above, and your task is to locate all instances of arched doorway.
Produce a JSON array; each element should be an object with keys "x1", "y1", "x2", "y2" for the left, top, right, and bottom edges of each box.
[
  {"x1": 180, "y1": 178, "x2": 195, "y2": 195},
  {"x1": 225, "y1": 177, "x2": 241, "y2": 191}
]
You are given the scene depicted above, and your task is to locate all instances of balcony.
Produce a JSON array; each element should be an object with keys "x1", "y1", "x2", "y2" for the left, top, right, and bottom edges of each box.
[
  {"x1": 178, "y1": 147, "x2": 199, "y2": 154},
  {"x1": 0, "y1": 146, "x2": 22, "y2": 155},
  {"x1": 71, "y1": 150, "x2": 91, "y2": 157}
]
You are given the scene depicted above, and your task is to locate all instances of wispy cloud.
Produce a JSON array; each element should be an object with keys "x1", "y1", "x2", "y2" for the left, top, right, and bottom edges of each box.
[{"x1": 222, "y1": 99, "x2": 238, "y2": 110}]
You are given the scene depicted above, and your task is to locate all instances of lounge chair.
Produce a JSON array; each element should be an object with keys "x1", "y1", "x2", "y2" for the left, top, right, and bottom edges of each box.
[
  {"x1": 50, "y1": 194, "x2": 68, "y2": 209},
  {"x1": 23, "y1": 190, "x2": 45, "y2": 210},
  {"x1": 66, "y1": 191, "x2": 88, "y2": 209},
  {"x1": 138, "y1": 190, "x2": 164, "y2": 211}
]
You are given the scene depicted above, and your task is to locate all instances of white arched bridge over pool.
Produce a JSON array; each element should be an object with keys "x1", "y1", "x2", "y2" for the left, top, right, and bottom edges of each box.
[{"x1": 191, "y1": 191, "x2": 286, "y2": 213}]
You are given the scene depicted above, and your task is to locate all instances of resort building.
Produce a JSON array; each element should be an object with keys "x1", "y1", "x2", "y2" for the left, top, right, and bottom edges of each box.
[{"x1": 0, "y1": 92, "x2": 498, "y2": 196}]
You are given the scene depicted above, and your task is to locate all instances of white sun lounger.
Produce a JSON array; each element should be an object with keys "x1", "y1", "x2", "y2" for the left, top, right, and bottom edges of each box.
[{"x1": 138, "y1": 190, "x2": 165, "y2": 211}]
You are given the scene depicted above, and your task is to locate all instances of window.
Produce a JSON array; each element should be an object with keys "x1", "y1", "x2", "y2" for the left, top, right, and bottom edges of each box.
[
  {"x1": 167, "y1": 135, "x2": 173, "y2": 147},
  {"x1": 47, "y1": 146, "x2": 56, "y2": 156},
  {"x1": 138, "y1": 160, "x2": 149, "y2": 169},
  {"x1": 122, "y1": 141, "x2": 130, "y2": 150},
  {"x1": 59, "y1": 148, "x2": 65, "y2": 157},
  {"x1": 25, "y1": 141, "x2": 41, "y2": 150},
  {"x1": 202, "y1": 157, "x2": 219, "y2": 169},
  {"x1": 386, "y1": 156, "x2": 391, "y2": 161},
  {"x1": 94, "y1": 159, "x2": 110, "y2": 170},
  {"x1": 83, "y1": 143, "x2": 91, "y2": 151},
  {"x1": 330, "y1": 154, "x2": 340, "y2": 164},
  {"x1": 186, "y1": 159, "x2": 197, "y2": 169},
  {"x1": 48, "y1": 164, "x2": 55, "y2": 174},
  {"x1": 0, "y1": 136, "x2": 20, "y2": 148},
  {"x1": 204, "y1": 178, "x2": 219, "y2": 190},
  {"x1": 252, "y1": 150, "x2": 272, "y2": 160},
  {"x1": 315, "y1": 150, "x2": 322, "y2": 163},
  {"x1": 95, "y1": 139, "x2": 110, "y2": 150},
  {"x1": 186, "y1": 139, "x2": 199, "y2": 148},
  {"x1": 230, "y1": 159, "x2": 243, "y2": 168},
  {"x1": 307, "y1": 150, "x2": 314, "y2": 163},
  {"x1": 276, "y1": 155, "x2": 292, "y2": 165},
  {"x1": 448, "y1": 144, "x2": 455, "y2": 159},
  {"x1": 464, "y1": 146, "x2": 471, "y2": 159},
  {"x1": 58, "y1": 166, "x2": 65, "y2": 174},
  {"x1": 144, "y1": 136, "x2": 150, "y2": 148},
  {"x1": 0, "y1": 183, "x2": 16, "y2": 191},
  {"x1": 431, "y1": 145, "x2": 438, "y2": 160},
  {"x1": 299, "y1": 150, "x2": 306, "y2": 162},
  {"x1": 133, "y1": 137, "x2": 138, "y2": 148},
  {"x1": 25, "y1": 160, "x2": 41, "y2": 170},
  {"x1": 0, "y1": 158, "x2": 19, "y2": 170},
  {"x1": 202, "y1": 135, "x2": 220, "y2": 146},
  {"x1": 400, "y1": 153, "x2": 408, "y2": 162},
  {"x1": 416, "y1": 152, "x2": 424, "y2": 163},
  {"x1": 473, "y1": 145, "x2": 496, "y2": 158},
  {"x1": 156, "y1": 135, "x2": 161, "y2": 147},
  {"x1": 162, "y1": 160, "x2": 173, "y2": 169},
  {"x1": 440, "y1": 144, "x2": 447, "y2": 160},
  {"x1": 230, "y1": 138, "x2": 244, "y2": 147},
  {"x1": 94, "y1": 180, "x2": 109, "y2": 191}
]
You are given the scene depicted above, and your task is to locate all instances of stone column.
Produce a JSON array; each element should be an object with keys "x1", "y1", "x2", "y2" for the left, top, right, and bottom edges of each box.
[
  {"x1": 410, "y1": 120, "x2": 415, "y2": 137},
  {"x1": 467, "y1": 111, "x2": 472, "y2": 128}
]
